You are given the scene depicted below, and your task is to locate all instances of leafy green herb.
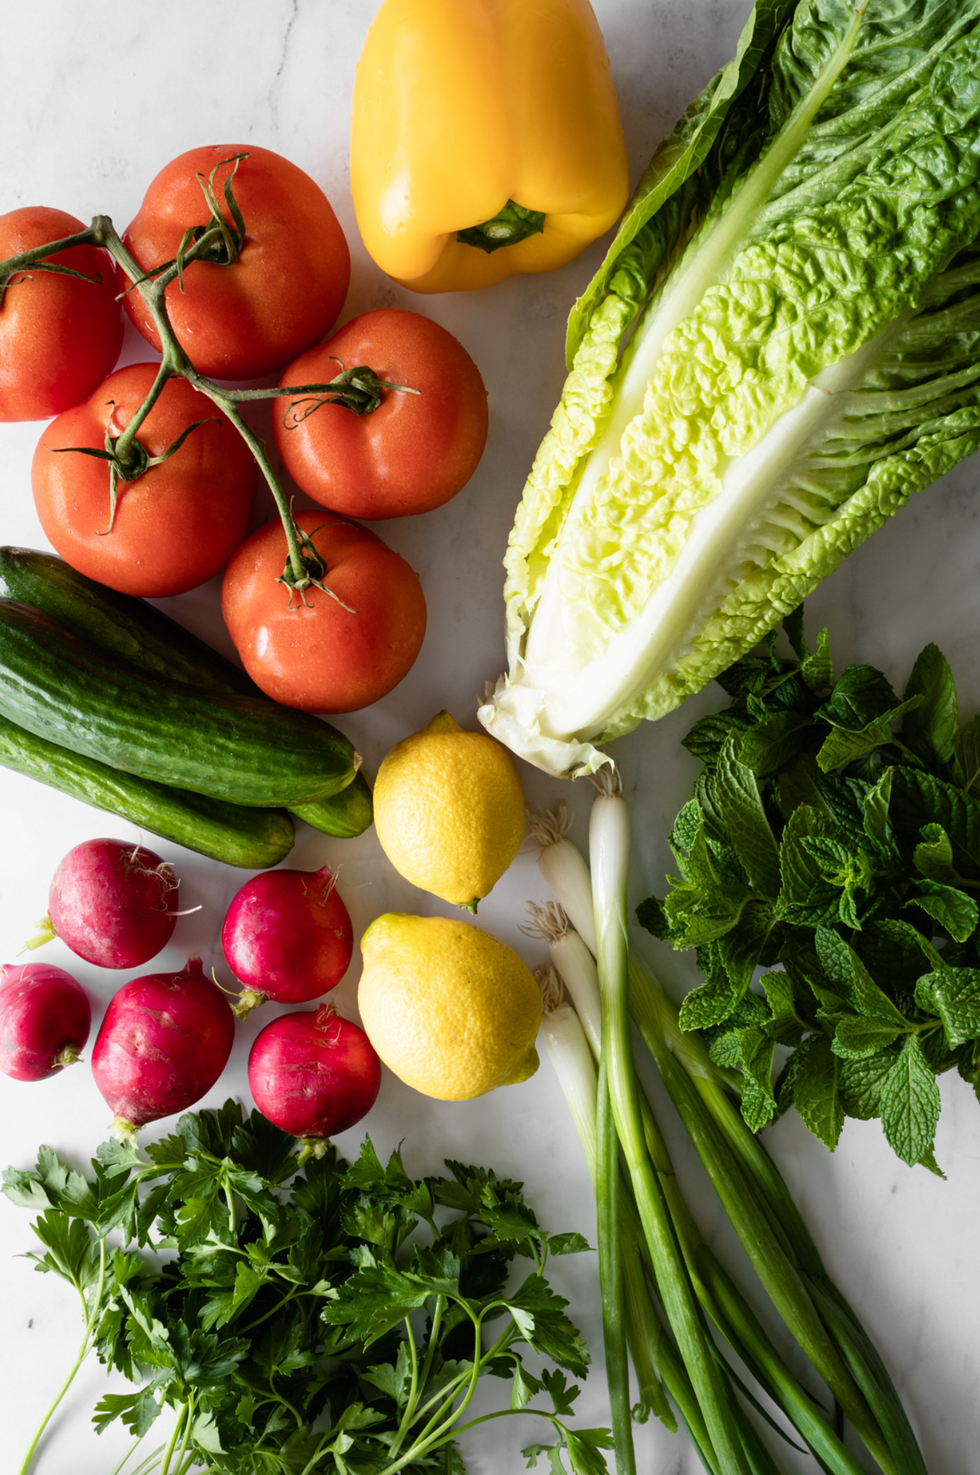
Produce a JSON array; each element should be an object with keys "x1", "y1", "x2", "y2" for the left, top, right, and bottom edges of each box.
[
  {"x1": 639, "y1": 618, "x2": 980, "y2": 1170},
  {"x1": 3, "y1": 1103, "x2": 608, "y2": 1475}
]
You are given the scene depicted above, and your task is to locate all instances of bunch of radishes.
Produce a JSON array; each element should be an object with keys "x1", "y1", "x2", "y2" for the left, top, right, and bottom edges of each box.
[{"x1": 0, "y1": 837, "x2": 381, "y2": 1152}]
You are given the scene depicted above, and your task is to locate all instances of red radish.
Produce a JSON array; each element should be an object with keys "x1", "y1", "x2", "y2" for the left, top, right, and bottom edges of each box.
[
  {"x1": 0, "y1": 963, "x2": 91, "y2": 1081},
  {"x1": 29, "y1": 838, "x2": 179, "y2": 969},
  {"x1": 247, "y1": 1004, "x2": 381, "y2": 1158},
  {"x1": 222, "y1": 864, "x2": 353, "y2": 1017},
  {"x1": 91, "y1": 957, "x2": 235, "y2": 1140}
]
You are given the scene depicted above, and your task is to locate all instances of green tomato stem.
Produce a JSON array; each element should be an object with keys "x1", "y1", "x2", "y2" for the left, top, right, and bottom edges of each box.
[{"x1": 88, "y1": 214, "x2": 313, "y2": 589}]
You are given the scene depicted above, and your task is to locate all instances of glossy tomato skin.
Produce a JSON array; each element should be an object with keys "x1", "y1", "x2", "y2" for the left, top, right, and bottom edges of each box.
[
  {"x1": 33, "y1": 362, "x2": 257, "y2": 598},
  {"x1": 221, "y1": 509, "x2": 426, "y2": 713},
  {"x1": 273, "y1": 309, "x2": 488, "y2": 519},
  {"x1": 0, "y1": 207, "x2": 123, "y2": 422},
  {"x1": 120, "y1": 146, "x2": 350, "y2": 379}
]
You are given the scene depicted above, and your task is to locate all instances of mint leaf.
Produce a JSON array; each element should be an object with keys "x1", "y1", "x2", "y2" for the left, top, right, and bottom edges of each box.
[
  {"x1": 880, "y1": 1037, "x2": 941, "y2": 1167},
  {"x1": 777, "y1": 806, "x2": 843, "y2": 928},
  {"x1": 839, "y1": 1049, "x2": 900, "y2": 1120},
  {"x1": 891, "y1": 767, "x2": 980, "y2": 880},
  {"x1": 800, "y1": 627, "x2": 833, "y2": 691},
  {"x1": 912, "y1": 822, "x2": 957, "y2": 883},
  {"x1": 737, "y1": 710, "x2": 812, "y2": 776},
  {"x1": 712, "y1": 736, "x2": 782, "y2": 897},
  {"x1": 678, "y1": 972, "x2": 740, "y2": 1030},
  {"x1": 915, "y1": 969, "x2": 980, "y2": 1047},
  {"x1": 953, "y1": 712, "x2": 980, "y2": 793},
  {"x1": 832, "y1": 1015, "x2": 906, "y2": 1059},
  {"x1": 792, "y1": 1034, "x2": 844, "y2": 1151},
  {"x1": 903, "y1": 878, "x2": 979, "y2": 944},
  {"x1": 901, "y1": 643, "x2": 958, "y2": 767}
]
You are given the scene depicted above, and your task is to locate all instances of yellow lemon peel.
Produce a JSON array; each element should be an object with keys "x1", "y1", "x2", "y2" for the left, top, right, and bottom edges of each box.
[
  {"x1": 373, "y1": 710, "x2": 525, "y2": 911},
  {"x1": 357, "y1": 913, "x2": 540, "y2": 1101}
]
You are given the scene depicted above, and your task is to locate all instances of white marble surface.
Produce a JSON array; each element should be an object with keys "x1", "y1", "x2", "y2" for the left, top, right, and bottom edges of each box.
[{"x1": 1, "y1": 3, "x2": 979, "y2": 1473}]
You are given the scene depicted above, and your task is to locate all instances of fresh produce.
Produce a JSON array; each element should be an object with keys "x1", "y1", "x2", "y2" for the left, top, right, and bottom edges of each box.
[
  {"x1": 480, "y1": 0, "x2": 980, "y2": 778},
  {"x1": 0, "y1": 544, "x2": 265, "y2": 695},
  {"x1": 2, "y1": 1101, "x2": 608, "y2": 1475},
  {"x1": 32, "y1": 362, "x2": 256, "y2": 597},
  {"x1": 30, "y1": 837, "x2": 177, "y2": 969},
  {"x1": 119, "y1": 145, "x2": 350, "y2": 378},
  {"x1": 221, "y1": 509, "x2": 427, "y2": 713},
  {"x1": 0, "y1": 546, "x2": 373, "y2": 839},
  {"x1": 222, "y1": 862, "x2": 353, "y2": 1016},
  {"x1": 350, "y1": 0, "x2": 629, "y2": 292},
  {"x1": 374, "y1": 709, "x2": 525, "y2": 910},
  {"x1": 638, "y1": 617, "x2": 980, "y2": 1170},
  {"x1": 273, "y1": 308, "x2": 489, "y2": 518},
  {"x1": 357, "y1": 912, "x2": 540, "y2": 1100},
  {"x1": 91, "y1": 958, "x2": 235, "y2": 1139},
  {"x1": 0, "y1": 708, "x2": 295, "y2": 867},
  {"x1": 531, "y1": 789, "x2": 930, "y2": 1475},
  {"x1": 292, "y1": 767, "x2": 373, "y2": 838},
  {"x1": 247, "y1": 1004, "x2": 381, "y2": 1150},
  {"x1": 0, "y1": 598, "x2": 359, "y2": 806},
  {"x1": 0, "y1": 206, "x2": 122, "y2": 421},
  {"x1": 0, "y1": 963, "x2": 90, "y2": 1081}
]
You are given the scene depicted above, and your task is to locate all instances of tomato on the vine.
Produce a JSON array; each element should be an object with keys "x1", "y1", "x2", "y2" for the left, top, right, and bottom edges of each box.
[
  {"x1": 221, "y1": 509, "x2": 427, "y2": 713},
  {"x1": 120, "y1": 146, "x2": 350, "y2": 379},
  {"x1": 273, "y1": 308, "x2": 488, "y2": 519},
  {"x1": 0, "y1": 207, "x2": 123, "y2": 422},
  {"x1": 32, "y1": 362, "x2": 257, "y2": 598}
]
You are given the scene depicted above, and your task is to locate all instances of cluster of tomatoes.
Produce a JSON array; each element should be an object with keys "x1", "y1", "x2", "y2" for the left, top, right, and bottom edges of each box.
[{"x1": 0, "y1": 144, "x2": 489, "y2": 714}]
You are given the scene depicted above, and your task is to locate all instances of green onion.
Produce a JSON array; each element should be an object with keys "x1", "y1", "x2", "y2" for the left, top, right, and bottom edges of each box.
[{"x1": 531, "y1": 798, "x2": 931, "y2": 1475}]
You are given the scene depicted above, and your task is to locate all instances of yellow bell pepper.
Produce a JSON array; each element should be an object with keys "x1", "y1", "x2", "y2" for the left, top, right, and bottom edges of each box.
[{"x1": 350, "y1": 0, "x2": 631, "y2": 293}]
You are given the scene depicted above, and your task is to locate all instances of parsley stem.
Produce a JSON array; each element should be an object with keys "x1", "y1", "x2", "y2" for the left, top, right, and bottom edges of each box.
[
  {"x1": 18, "y1": 1237, "x2": 107, "y2": 1475},
  {"x1": 158, "y1": 1402, "x2": 188, "y2": 1475},
  {"x1": 389, "y1": 1312, "x2": 423, "y2": 1457}
]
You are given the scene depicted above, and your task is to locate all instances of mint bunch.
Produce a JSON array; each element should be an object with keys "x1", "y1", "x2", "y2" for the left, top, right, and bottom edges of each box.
[{"x1": 639, "y1": 612, "x2": 980, "y2": 1171}]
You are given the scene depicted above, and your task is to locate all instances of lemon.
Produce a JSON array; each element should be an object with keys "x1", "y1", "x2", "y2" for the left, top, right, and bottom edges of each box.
[
  {"x1": 357, "y1": 913, "x2": 540, "y2": 1101},
  {"x1": 373, "y1": 710, "x2": 525, "y2": 911}
]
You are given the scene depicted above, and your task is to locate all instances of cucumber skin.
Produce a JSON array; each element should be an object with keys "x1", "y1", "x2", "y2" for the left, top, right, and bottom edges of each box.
[
  {"x1": 0, "y1": 548, "x2": 373, "y2": 837},
  {"x1": 0, "y1": 713, "x2": 294, "y2": 867},
  {"x1": 0, "y1": 600, "x2": 357, "y2": 808},
  {"x1": 292, "y1": 768, "x2": 374, "y2": 839},
  {"x1": 0, "y1": 546, "x2": 262, "y2": 697}
]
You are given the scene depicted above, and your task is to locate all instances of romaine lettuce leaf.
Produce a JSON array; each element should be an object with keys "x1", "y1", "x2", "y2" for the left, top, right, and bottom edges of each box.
[{"x1": 480, "y1": 0, "x2": 980, "y2": 778}]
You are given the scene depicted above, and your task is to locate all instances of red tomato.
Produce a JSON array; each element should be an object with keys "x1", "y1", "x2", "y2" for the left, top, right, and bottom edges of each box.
[
  {"x1": 32, "y1": 363, "x2": 257, "y2": 597},
  {"x1": 120, "y1": 145, "x2": 350, "y2": 379},
  {"x1": 0, "y1": 207, "x2": 123, "y2": 422},
  {"x1": 273, "y1": 308, "x2": 488, "y2": 518},
  {"x1": 221, "y1": 509, "x2": 426, "y2": 713}
]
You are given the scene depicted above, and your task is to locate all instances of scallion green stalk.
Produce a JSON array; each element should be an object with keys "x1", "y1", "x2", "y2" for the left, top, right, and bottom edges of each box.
[
  {"x1": 589, "y1": 767, "x2": 751, "y2": 1475},
  {"x1": 533, "y1": 803, "x2": 929, "y2": 1475}
]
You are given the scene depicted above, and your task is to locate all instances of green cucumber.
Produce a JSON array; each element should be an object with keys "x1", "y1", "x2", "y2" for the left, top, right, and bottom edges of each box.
[
  {"x1": 0, "y1": 711, "x2": 293, "y2": 867},
  {"x1": 0, "y1": 600, "x2": 357, "y2": 808},
  {"x1": 0, "y1": 546, "x2": 262, "y2": 697},
  {"x1": 0, "y1": 548, "x2": 373, "y2": 837},
  {"x1": 292, "y1": 769, "x2": 374, "y2": 839}
]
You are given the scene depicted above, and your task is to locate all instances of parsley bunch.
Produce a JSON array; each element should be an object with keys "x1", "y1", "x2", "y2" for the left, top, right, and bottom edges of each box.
[
  {"x1": 639, "y1": 611, "x2": 980, "y2": 1171},
  {"x1": 3, "y1": 1101, "x2": 610, "y2": 1475}
]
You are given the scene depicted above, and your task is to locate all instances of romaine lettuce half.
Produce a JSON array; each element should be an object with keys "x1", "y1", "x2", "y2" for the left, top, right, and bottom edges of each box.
[{"x1": 479, "y1": 0, "x2": 980, "y2": 777}]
